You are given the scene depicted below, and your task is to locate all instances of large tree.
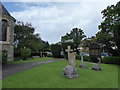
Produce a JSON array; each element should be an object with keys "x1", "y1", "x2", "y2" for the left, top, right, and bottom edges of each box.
[
  {"x1": 97, "y1": 1, "x2": 120, "y2": 56},
  {"x1": 61, "y1": 27, "x2": 86, "y2": 54},
  {"x1": 14, "y1": 21, "x2": 49, "y2": 56}
]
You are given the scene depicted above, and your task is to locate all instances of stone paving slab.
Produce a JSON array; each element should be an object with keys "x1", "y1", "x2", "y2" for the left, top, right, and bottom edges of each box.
[{"x1": 2, "y1": 59, "x2": 64, "y2": 80}]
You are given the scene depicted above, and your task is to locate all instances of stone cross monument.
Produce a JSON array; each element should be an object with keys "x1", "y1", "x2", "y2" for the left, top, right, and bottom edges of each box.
[
  {"x1": 62, "y1": 45, "x2": 78, "y2": 79},
  {"x1": 66, "y1": 46, "x2": 76, "y2": 66}
]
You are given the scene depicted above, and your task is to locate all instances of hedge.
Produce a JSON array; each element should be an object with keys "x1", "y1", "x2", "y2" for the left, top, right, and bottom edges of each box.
[
  {"x1": 47, "y1": 53, "x2": 64, "y2": 58},
  {"x1": 47, "y1": 54, "x2": 53, "y2": 57},
  {"x1": 76, "y1": 54, "x2": 90, "y2": 61},
  {"x1": 51, "y1": 44, "x2": 61, "y2": 58},
  {"x1": 102, "y1": 56, "x2": 120, "y2": 65}
]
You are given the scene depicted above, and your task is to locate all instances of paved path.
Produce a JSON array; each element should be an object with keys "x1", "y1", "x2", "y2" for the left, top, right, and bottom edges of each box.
[{"x1": 2, "y1": 59, "x2": 64, "y2": 80}]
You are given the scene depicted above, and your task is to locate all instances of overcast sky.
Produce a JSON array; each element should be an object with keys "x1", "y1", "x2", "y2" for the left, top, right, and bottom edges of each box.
[{"x1": 2, "y1": 0, "x2": 119, "y2": 44}]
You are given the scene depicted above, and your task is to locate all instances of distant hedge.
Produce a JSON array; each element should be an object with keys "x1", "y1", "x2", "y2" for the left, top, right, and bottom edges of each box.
[
  {"x1": 47, "y1": 54, "x2": 53, "y2": 57},
  {"x1": 51, "y1": 44, "x2": 61, "y2": 58},
  {"x1": 47, "y1": 53, "x2": 64, "y2": 58},
  {"x1": 76, "y1": 54, "x2": 90, "y2": 61},
  {"x1": 102, "y1": 56, "x2": 120, "y2": 65}
]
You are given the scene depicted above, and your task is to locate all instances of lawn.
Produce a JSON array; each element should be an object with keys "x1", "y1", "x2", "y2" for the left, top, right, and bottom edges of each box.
[
  {"x1": 2, "y1": 59, "x2": 118, "y2": 88},
  {"x1": 7, "y1": 57, "x2": 56, "y2": 64}
]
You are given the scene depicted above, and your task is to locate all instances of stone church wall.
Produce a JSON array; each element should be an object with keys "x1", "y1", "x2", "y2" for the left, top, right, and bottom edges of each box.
[{"x1": 0, "y1": 4, "x2": 15, "y2": 62}]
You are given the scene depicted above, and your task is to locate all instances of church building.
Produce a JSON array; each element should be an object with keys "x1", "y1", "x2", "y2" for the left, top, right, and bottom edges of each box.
[{"x1": 0, "y1": 3, "x2": 16, "y2": 61}]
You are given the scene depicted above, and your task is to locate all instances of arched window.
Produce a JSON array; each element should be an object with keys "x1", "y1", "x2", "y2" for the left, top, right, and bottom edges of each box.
[{"x1": 2, "y1": 19, "x2": 8, "y2": 41}]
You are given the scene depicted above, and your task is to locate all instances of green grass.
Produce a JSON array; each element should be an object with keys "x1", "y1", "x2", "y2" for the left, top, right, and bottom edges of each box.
[
  {"x1": 7, "y1": 57, "x2": 56, "y2": 64},
  {"x1": 3, "y1": 59, "x2": 118, "y2": 88}
]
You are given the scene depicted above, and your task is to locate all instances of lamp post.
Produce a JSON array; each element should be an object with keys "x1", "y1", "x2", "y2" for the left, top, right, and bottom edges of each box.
[{"x1": 78, "y1": 46, "x2": 88, "y2": 68}]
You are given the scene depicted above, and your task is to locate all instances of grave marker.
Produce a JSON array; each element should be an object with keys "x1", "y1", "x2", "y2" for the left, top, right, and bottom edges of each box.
[
  {"x1": 62, "y1": 45, "x2": 78, "y2": 79},
  {"x1": 78, "y1": 46, "x2": 88, "y2": 68},
  {"x1": 66, "y1": 46, "x2": 76, "y2": 66},
  {"x1": 89, "y1": 42, "x2": 102, "y2": 71}
]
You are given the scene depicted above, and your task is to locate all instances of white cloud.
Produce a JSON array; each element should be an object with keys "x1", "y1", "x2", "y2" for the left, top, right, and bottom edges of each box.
[
  {"x1": 2, "y1": 0, "x2": 119, "y2": 2},
  {"x1": 11, "y1": 1, "x2": 119, "y2": 44}
]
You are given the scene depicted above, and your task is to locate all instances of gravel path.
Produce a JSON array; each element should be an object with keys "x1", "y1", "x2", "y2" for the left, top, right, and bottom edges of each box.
[{"x1": 2, "y1": 59, "x2": 64, "y2": 80}]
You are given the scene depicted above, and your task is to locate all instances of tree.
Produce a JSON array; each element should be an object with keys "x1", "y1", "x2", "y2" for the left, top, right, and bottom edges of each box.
[
  {"x1": 97, "y1": 1, "x2": 120, "y2": 56},
  {"x1": 95, "y1": 31, "x2": 115, "y2": 52},
  {"x1": 40, "y1": 41, "x2": 50, "y2": 50},
  {"x1": 14, "y1": 21, "x2": 36, "y2": 49},
  {"x1": 14, "y1": 21, "x2": 49, "y2": 57},
  {"x1": 51, "y1": 44, "x2": 61, "y2": 58},
  {"x1": 61, "y1": 27, "x2": 86, "y2": 54}
]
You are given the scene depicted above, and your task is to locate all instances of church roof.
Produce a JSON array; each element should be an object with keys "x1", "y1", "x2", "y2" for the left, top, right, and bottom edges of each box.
[
  {"x1": 2, "y1": 4, "x2": 11, "y2": 16},
  {"x1": 1, "y1": 3, "x2": 16, "y2": 22}
]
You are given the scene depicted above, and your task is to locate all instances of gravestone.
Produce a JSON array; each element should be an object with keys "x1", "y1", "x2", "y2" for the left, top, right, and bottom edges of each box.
[
  {"x1": 92, "y1": 63, "x2": 101, "y2": 71},
  {"x1": 62, "y1": 65, "x2": 78, "y2": 79},
  {"x1": 79, "y1": 62, "x2": 88, "y2": 68},
  {"x1": 66, "y1": 46, "x2": 76, "y2": 66},
  {"x1": 69, "y1": 52, "x2": 76, "y2": 66},
  {"x1": 62, "y1": 46, "x2": 78, "y2": 79},
  {"x1": 89, "y1": 42, "x2": 102, "y2": 71},
  {"x1": 77, "y1": 46, "x2": 88, "y2": 68},
  {"x1": 79, "y1": 52, "x2": 88, "y2": 68}
]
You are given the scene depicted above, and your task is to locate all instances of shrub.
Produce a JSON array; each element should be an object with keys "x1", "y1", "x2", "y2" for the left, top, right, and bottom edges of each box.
[
  {"x1": 76, "y1": 54, "x2": 81, "y2": 60},
  {"x1": 14, "y1": 57, "x2": 22, "y2": 61},
  {"x1": 20, "y1": 48, "x2": 31, "y2": 60},
  {"x1": 47, "y1": 53, "x2": 64, "y2": 58},
  {"x1": 84, "y1": 56, "x2": 90, "y2": 61},
  {"x1": 76, "y1": 54, "x2": 90, "y2": 61},
  {"x1": 90, "y1": 57, "x2": 99, "y2": 63},
  {"x1": 14, "y1": 46, "x2": 21, "y2": 58},
  {"x1": 47, "y1": 54, "x2": 53, "y2": 57},
  {"x1": 102, "y1": 56, "x2": 120, "y2": 65},
  {"x1": 2, "y1": 50, "x2": 7, "y2": 64},
  {"x1": 60, "y1": 54, "x2": 65, "y2": 58},
  {"x1": 51, "y1": 44, "x2": 61, "y2": 58}
]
